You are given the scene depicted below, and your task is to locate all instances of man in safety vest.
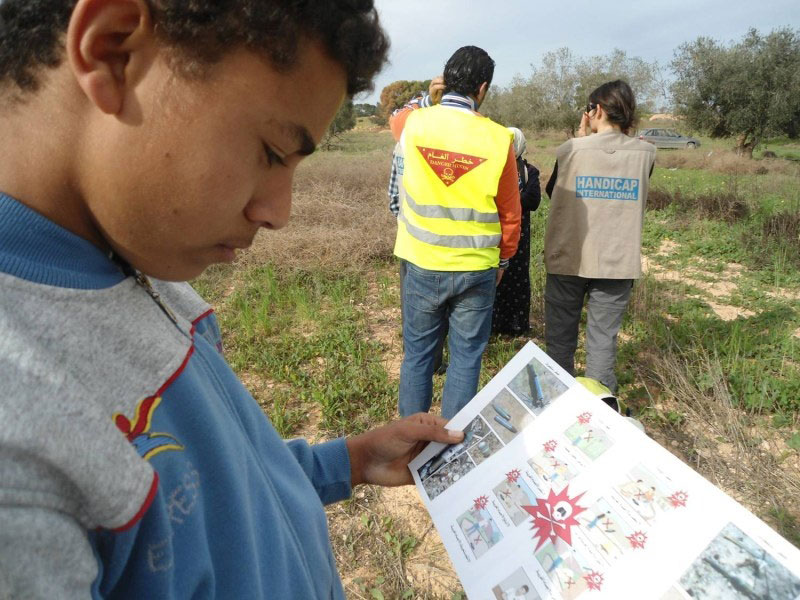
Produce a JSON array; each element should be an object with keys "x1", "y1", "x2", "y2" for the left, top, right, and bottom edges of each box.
[{"x1": 391, "y1": 46, "x2": 521, "y2": 419}]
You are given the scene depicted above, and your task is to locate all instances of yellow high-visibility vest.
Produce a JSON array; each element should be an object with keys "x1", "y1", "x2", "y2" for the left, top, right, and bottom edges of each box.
[{"x1": 394, "y1": 105, "x2": 512, "y2": 271}]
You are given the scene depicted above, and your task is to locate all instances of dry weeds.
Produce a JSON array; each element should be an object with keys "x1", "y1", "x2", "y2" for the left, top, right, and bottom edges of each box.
[
  {"x1": 328, "y1": 484, "x2": 460, "y2": 599},
  {"x1": 647, "y1": 351, "x2": 800, "y2": 528},
  {"x1": 647, "y1": 187, "x2": 749, "y2": 222},
  {"x1": 763, "y1": 210, "x2": 800, "y2": 252},
  {"x1": 238, "y1": 150, "x2": 397, "y2": 273},
  {"x1": 656, "y1": 147, "x2": 800, "y2": 177}
]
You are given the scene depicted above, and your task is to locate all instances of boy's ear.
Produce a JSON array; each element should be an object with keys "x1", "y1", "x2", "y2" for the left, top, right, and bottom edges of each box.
[{"x1": 66, "y1": 0, "x2": 154, "y2": 115}]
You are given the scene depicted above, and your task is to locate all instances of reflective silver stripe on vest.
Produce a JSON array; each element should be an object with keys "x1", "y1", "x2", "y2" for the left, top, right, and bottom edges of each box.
[
  {"x1": 398, "y1": 212, "x2": 502, "y2": 248},
  {"x1": 403, "y1": 190, "x2": 500, "y2": 223}
]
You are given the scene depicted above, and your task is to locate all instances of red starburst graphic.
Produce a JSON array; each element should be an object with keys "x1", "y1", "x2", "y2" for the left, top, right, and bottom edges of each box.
[
  {"x1": 584, "y1": 570, "x2": 604, "y2": 591},
  {"x1": 506, "y1": 469, "x2": 521, "y2": 483},
  {"x1": 522, "y1": 485, "x2": 587, "y2": 550},
  {"x1": 577, "y1": 412, "x2": 592, "y2": 425},
  {"x1": 668, "y1": 490, "x2": 688, "y2": 508},
  {"x1": 543, "y1": 440, "x2": 558, "y2": 453},
  {"x1": 627, "y1": 531, "x2": 648, "y2": 549},
  {"x1": 473, "y1": 495, "x2": 489, "y2": 510}
]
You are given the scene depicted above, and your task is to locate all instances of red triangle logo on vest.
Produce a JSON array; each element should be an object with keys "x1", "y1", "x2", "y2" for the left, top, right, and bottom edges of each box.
[{"x1": 416, "y1": 146, "x2": 487, "y2": 187}]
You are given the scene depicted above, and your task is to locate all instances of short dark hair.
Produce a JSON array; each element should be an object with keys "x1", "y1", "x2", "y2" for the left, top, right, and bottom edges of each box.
[
  {"x1": 0, "y1": 0, "x2": 389, "y2": 96},
  {"x1": 443, "y1": 46, "x2": 494, "y2": 98},
  {"x1": 589, "y1": 79, "x2": 637, "y2": 135}
]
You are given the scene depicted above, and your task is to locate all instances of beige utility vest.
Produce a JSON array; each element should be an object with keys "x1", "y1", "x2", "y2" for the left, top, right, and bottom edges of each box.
[
  {"x1": 544, "y1": 130, "x2": 656, "y2": 279},
  {"x1": 394, "y1": 105, "x2": 512, "y2": 271}
]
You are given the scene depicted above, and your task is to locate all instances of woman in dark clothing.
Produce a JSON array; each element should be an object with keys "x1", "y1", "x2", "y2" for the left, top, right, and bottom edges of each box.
[{"x1": 492, "y1": 127, "x2": 541, "y2": 335}]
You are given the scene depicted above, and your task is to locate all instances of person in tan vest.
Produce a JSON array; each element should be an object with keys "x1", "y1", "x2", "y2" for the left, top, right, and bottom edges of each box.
[{"x1": 543, "y1": 80, "x2": 656, "y2": 394}]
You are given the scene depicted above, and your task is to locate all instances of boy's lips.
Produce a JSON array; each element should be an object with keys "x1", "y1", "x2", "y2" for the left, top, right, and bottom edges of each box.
[
  {"x1": 221, "y1": 241, "x2": 252, "y2": 251},
  {"x1": 215, "y1": 239, "x2": 253, "y2": 262}
]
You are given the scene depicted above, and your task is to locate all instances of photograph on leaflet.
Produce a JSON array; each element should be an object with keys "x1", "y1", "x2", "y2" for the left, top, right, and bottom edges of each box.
[
  {"x1": 467, "y1": 428, "x2": 504, "y2": 466},
  {"x1": 508, "y1": 354, "x2": 570, "y2": 415},
  {"x1": 661, "y1": 522, "x2": 800, "y2": 600},
  {"x1": 481, "y1": 387, "x2": 535, "y2": 444},
  {"x1": 491, "y1": 567, "x2": 541, "y2": 600},
  {"x1": 418, "y1": 449, "x2": 476, "y2": 502},
  {"x1": 417, "y1": 414, "x2": 492, "y2": 500}
]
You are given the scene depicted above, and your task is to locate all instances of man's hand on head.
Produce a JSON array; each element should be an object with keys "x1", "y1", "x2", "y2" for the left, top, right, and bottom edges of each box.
[
  {"x1": 346, "y1": 414, "x2": 464, "y2": 487},
  {"x1": 429, "y1": 76, "x2": 445, "y2": 104}
]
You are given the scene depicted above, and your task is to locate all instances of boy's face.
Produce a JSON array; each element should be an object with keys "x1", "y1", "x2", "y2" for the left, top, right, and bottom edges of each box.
[{"x1": 80, "y1": 40, "x2": 346, "y2": 281}]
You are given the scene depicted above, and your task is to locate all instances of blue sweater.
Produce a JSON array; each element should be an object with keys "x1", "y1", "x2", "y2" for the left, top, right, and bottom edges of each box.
[{"x1": 0, "y1": 193, "x2": 351, "y2": 599}]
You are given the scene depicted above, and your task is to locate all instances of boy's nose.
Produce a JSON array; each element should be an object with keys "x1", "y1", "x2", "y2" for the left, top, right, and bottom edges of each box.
[{"x1": 245, "y1": 175, "x2": 292, "y2": 230}]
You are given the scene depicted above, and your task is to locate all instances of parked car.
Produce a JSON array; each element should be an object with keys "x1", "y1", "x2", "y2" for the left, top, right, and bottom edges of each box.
[{"x1": 638, "y1": 128, "x2": 701, "y2": 149}]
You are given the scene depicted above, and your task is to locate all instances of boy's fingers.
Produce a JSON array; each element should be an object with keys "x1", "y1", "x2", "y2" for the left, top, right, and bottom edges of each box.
[{"x1": 404, "y1": 414, "x2": 463, "y2": 444}]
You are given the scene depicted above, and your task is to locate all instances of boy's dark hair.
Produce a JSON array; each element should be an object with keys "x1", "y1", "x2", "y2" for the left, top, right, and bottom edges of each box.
[
  {"x1": 443, "y1": 46, "x2": 494, "y2": 98},
  {"x1": 589, "y1": 79, "x2": 637, "y2": 135},
  {"x1": 0, "y1": 0, "x2": 389, "y2": 96}
]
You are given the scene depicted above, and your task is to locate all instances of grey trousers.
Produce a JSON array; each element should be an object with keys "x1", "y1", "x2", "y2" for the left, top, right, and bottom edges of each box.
[{"x1": 544, "y1": 274, "x2": 633, "y2": 393}]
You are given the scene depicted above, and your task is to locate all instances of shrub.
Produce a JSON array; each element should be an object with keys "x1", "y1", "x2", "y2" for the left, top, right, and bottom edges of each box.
[
  {"x1": 647, "y1": 187, "x2": 749, "y2": 222},
  {"x1": 762, "y1": 211, "x2": 800, "y2": 250}
]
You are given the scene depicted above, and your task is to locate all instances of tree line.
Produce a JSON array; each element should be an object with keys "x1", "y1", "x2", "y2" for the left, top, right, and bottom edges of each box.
[{"x1": 332, "y1": 28, "x2": 800, "y2": 156}]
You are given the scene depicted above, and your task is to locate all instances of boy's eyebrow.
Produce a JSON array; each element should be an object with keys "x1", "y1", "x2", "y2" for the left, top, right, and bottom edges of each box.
[
  {"x1": 274, "y1": 119, "x2": 316, "y2": 156},
  {"x1": 292, "y1": 124, "x2": 317, "y2": 156}
]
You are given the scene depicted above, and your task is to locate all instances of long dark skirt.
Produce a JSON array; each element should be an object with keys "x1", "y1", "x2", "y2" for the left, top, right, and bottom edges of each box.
[{"x1": 492, "y1": 210, "x2": 531, "y2": 335}]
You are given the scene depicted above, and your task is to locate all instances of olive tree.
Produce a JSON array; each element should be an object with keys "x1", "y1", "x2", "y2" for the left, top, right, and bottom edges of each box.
[
  {"x1": 671, "y1": 28, "x2": 800, "y2": 156},
  {"x1": 378, "y1": 79, "x2": 432, "y2": 122},
  {"x1": 322, "y1": 100, "x2": 356, "y2": 149},
  {"x1": 483, "y1": 48, "x2": 663, "y2": 135}
]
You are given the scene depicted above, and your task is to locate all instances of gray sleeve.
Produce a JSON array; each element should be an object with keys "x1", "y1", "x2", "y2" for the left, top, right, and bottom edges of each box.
[{"x1": 0, "y1": 506, "x2": 97, "y2": 600}]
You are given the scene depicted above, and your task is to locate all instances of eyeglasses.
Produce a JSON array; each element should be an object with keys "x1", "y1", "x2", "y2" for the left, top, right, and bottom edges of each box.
[{"x1": 585, "y1": 102, "x2": 598, "y2": 114}]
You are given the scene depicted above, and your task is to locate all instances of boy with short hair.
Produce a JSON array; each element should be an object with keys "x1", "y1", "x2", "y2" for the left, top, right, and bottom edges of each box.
[{"x1": 0, "y1": 1, "x2": 462, "y2": 597}]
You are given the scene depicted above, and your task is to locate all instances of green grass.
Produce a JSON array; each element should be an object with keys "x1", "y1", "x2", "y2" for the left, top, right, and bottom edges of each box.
[
  {"x1": 628, "y1": 298, "x2": 799, "y2": 413},
  {"x1": 618, "y1": 158, "x2": 800, "y2": 414},
  {"x1": 759, "y1": 137, "x2": 800, "y2": 161},
  {"x1": 210, "y1": 265, "x2": 397, "y2": 436}
]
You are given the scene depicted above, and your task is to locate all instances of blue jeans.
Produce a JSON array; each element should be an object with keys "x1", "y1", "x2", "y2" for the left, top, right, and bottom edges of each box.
[{"x1": 398, "y1": 263, "x2": 497, "y2": 419}]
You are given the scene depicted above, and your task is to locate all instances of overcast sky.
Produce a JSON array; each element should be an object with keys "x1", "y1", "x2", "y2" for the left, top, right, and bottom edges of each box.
[{"x1": 359, "y1": 0, "x2": 799, "y2": 105}]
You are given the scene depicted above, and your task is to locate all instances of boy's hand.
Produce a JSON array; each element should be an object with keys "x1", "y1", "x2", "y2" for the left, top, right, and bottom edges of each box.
[{"x1": 347, "y1": 414, "x2": 464, "y2": 487}]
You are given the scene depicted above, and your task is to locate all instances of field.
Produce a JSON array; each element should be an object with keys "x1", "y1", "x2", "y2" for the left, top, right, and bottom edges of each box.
[{"x1": 193, "y1": 126, "x2": 800, "y2": 599}]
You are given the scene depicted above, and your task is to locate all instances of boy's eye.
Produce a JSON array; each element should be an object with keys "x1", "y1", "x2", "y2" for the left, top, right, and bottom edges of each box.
[{"x1": 263, "y1": 143, "x2": 287, "y2": 167}]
